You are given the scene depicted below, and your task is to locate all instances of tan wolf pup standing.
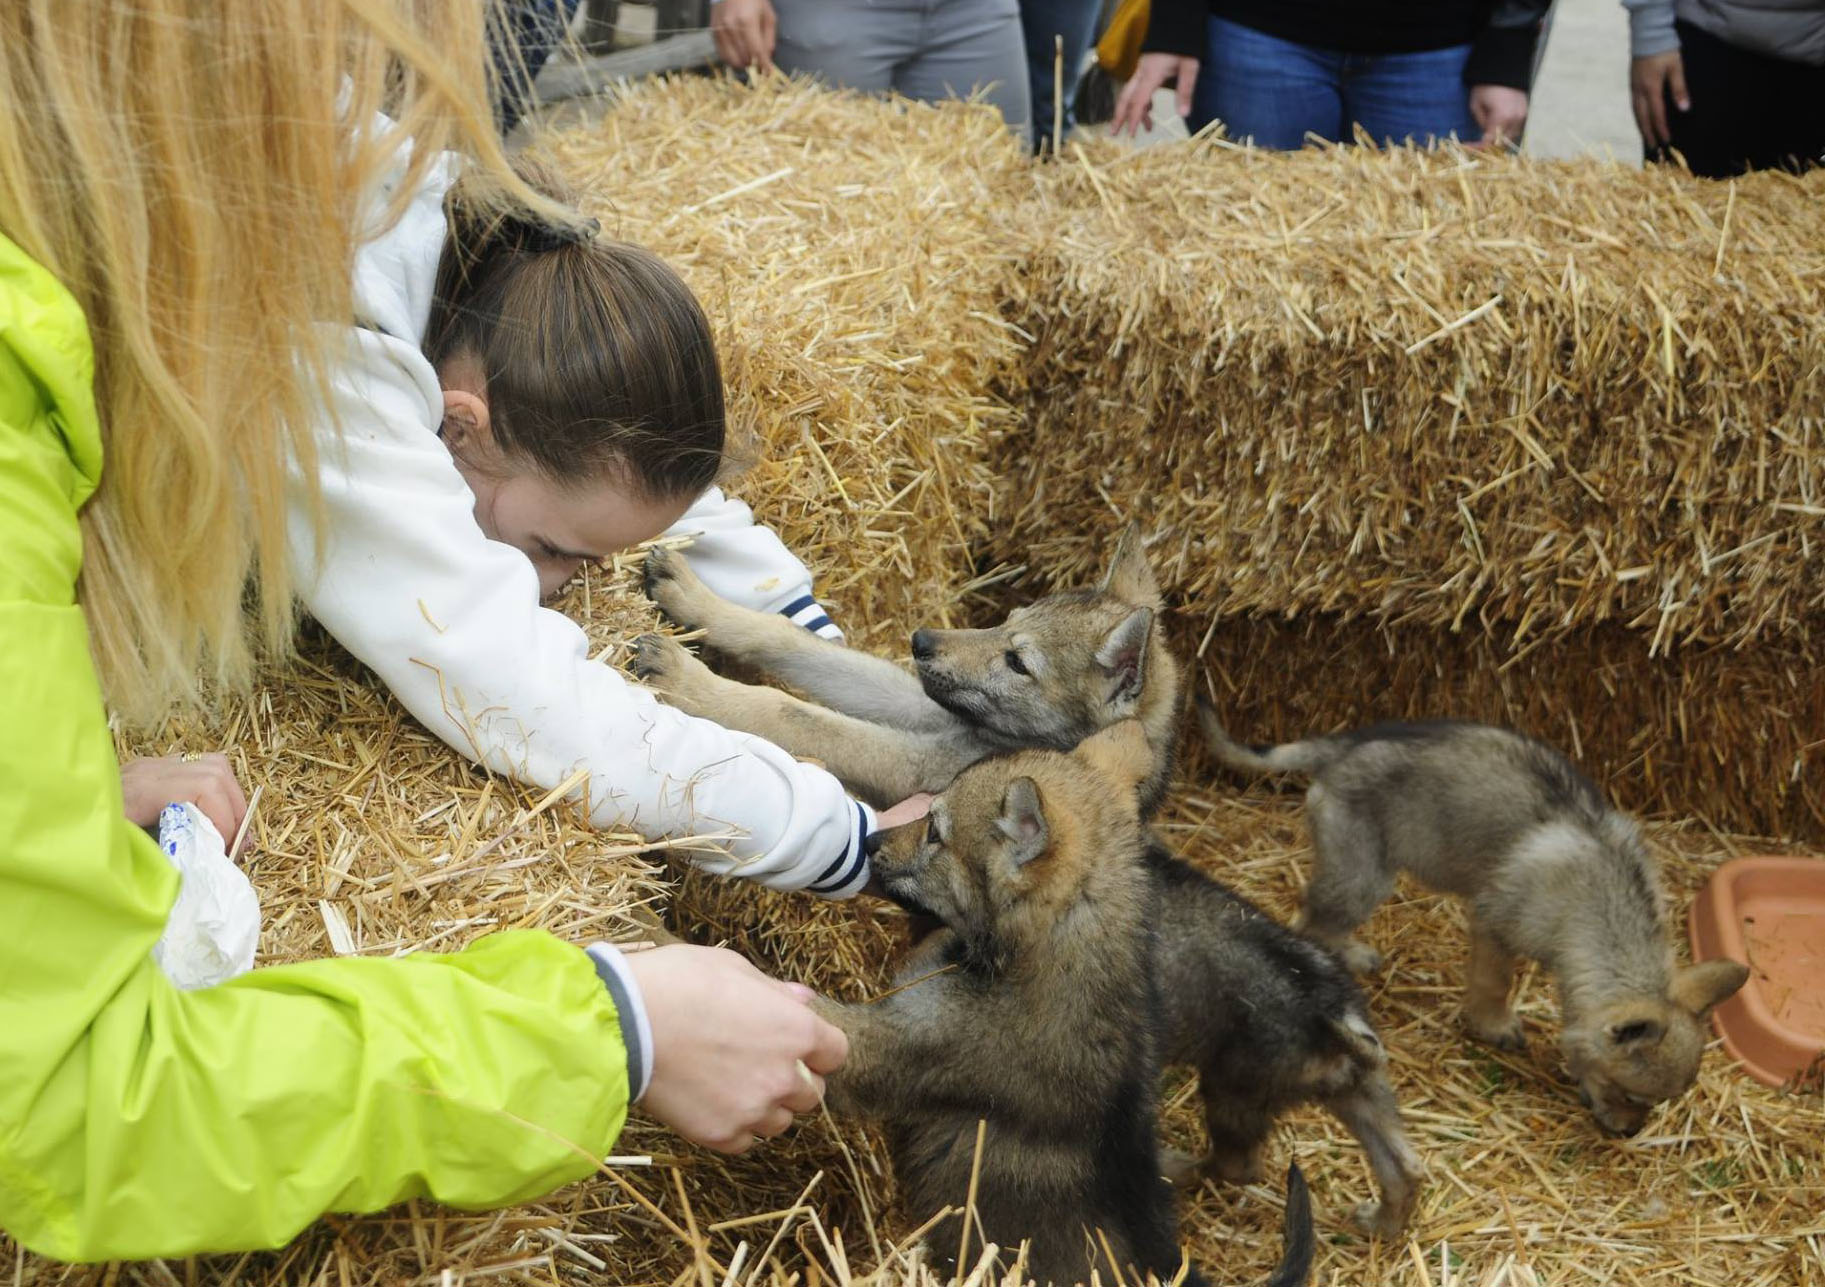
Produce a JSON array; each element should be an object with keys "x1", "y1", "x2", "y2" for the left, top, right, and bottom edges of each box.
[
  {"x1": 817, "y1": 721, "x2": 1315, "y2": 1287},
  {"x1": 634, "y1": 528, "x2": 1422, "y2": 1234},
  {"x1": 1196, "y1": 708, "x2": 1750, "y2": 1138}
]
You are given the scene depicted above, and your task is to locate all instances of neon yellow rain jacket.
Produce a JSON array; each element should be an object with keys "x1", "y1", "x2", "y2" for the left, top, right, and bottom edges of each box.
[{"x1": 0, "y1": 231, "x2": 631, "y2": 1262}]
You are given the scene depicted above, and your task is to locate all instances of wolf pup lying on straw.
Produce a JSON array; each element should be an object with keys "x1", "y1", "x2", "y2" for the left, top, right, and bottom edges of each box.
[
  {"x1": 1196, "y1": 709, "x2": 1751, "y2": 1138},
  {"x1": 635, "y1": 528, "x2": 1422, "y2": 1234},
  {"x1": 815, "y1": 722, "x2": 1315, "y2": 1287}
]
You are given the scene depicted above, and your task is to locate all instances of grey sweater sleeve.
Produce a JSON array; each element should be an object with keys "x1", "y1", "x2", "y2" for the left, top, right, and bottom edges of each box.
[{"x1": 1622, "y1": 0, "x2": 1683, "y2": 58}]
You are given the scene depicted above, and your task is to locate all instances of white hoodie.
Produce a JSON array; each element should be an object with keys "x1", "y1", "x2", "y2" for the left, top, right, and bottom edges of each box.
[{"x1": 286, "y1": 147, "x2": 873, "y2": 898}]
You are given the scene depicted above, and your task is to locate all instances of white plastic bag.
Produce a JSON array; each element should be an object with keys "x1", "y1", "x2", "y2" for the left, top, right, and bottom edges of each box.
[{"x1": 151, "y1": 802, "x2": 261, "y2": 990}]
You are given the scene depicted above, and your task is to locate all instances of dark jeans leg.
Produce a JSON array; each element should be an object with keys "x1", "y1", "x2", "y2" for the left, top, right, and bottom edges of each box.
[
  {"x1": 1662, "y1": 19, "x2": 1825, "y2": 177},
  {"x1": 1019, "y1": 0, "x2": 1103, "y2": 149},
  {"x1": 1191, "y1": 15, "x2": 1345, "y2": 145},
  {"x1": 1342, "y1": 42, "x2": 1478, "y2": 146},
  {"x1": 494, "y1": 0, "x2": 583, "y2": 135}
]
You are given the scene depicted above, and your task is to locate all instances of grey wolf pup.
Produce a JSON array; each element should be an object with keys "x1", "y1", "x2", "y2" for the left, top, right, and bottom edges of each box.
[
  {"x1": 1197, "y1": 708, "x2": 1751, "y2": 1137},
  {"x1": 1146, "y1": 840, "x2": 1422, "y2": 1236},
  {"x1": 635, "y1": 531, "x2": 1421, "y2": 1233},
  {"x1": 818, "y1": 721, "x2": 1314, "y2": 1287},
  {"x1": 631, "y1": 525, "x2": 1181, "y2": 812}
]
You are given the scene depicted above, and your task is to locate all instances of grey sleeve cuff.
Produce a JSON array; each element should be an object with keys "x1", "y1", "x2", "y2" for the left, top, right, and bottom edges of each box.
[
  {"x1": 585, "y1": 943, "x2": 656, "y2": 1102},
  {"x1": 1624, "y1": 0, "x2": 1682, "y2": 58}
]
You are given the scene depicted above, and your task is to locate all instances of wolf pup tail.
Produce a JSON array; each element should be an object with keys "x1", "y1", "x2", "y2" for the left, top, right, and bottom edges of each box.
[
  {"x1": 1196, "y1": 696, "x2": 1342, "y2": 777},
  {"x1": 1263, "y1": 1163, "x2": 1316, "y2": 1287}
]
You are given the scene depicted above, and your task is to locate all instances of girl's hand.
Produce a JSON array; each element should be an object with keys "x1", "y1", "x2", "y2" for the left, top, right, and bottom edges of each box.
[
  {"x1": 120, "y1": 753, "x2": 250, "y2": 855},
  {"x1": 621, "y1": 944, "x2": 845, "y2": 1153},
  {"x1": 874, "y1": 792, "x2": 934, "y2": 831}
]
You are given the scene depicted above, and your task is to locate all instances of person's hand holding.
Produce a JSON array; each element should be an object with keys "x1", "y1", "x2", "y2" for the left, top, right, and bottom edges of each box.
[
  {"x1": 120, "y1": 753, "x2": 249, "y2": 855},
  {"x1": 622, "y1": 943, "x2": 845, "y2": 1153},
  {"x1": 1630, "y1": 50, "x2": 1689, "y2": 148},
  {"x1": 711, "y1": 0, "x2": 777, "y2": 72},
  {"x1": 1112, "y1": 53, "x2": 1199, "y2": 137},
  {"x1": 1469, "y1": 84, "x2": 1529, "y2": 147}
]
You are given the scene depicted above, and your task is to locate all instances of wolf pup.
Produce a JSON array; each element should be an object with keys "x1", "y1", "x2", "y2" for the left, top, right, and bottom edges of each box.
[
  {"x1": 1146, "y1": 839, "x2": 1422, "y2": 1236},
  {"x1": 639, "y1": 529, "x2": 1419, "y2": 1231},
  {"x1": 632, "y1": 524, "x2": 1180, "y2": 811},
  {"x1": 1197, "y1": 707, "x2": 1751, "y2": 1137},
  {"x1": 818, "y1": 721, "x2": 1314, "y2": 1287}
]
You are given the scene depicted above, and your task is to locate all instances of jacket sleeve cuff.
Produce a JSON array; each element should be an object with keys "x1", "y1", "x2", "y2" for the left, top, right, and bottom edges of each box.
[
  {"x1": 803, "y1": 802, "x2": 875, "y2": 898},
  {"x1": 1625, "y1": 3, "x2": 1681, "y2": 57},
  {"x1": 585, "y1": 944, "x2": 655, "y2": 1102},
  {"x1": 1464, "y1": 22, "x2": 1543, "y2": 90},
  {"x1": 777, "y1": 593, "x2": 845, "y2": 643},
  {"x1": 1139, "y1": 0, "x2": 1206, "y2": 60}
]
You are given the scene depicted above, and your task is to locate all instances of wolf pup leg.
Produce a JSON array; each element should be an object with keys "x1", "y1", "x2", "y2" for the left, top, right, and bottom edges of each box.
[{"x1": 1323, "y1": 1073, "x2": 1423, "y2": 1237}]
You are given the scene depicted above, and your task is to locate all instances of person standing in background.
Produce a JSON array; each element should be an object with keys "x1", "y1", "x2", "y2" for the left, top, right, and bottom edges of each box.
[
  {"x1": 1624, "y1": 0, "x2": 1825, "y2": 176},
  {"x1": 711, "y1": 0, "x2": 1032, "y2": 139},
  {"x1": 1111, "y1": 0, "x2": 1549, "y2": 148}
]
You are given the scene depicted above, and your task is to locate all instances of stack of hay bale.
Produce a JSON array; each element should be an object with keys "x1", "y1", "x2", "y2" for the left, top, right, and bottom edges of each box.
[{"x1": 999, "y1": 141, "x2": 1825, "y2": 840}]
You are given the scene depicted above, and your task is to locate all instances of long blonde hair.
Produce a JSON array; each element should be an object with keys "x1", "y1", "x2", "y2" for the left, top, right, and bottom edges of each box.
[{"x1": 0, "y1": 1, "x2": 542, "y2": 724}]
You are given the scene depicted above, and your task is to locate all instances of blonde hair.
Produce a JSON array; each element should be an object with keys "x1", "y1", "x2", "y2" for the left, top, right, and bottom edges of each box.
[{"x1": 0, "y1": 1, "x2": 548, "y2": 725}]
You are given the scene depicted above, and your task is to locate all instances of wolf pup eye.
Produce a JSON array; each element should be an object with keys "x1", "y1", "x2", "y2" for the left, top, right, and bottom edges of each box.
[
  {"x1": 925, "y1": 816, "x2": 942, "y2": 847},
  {"x1": 1004, "y1": 649, "x2": 1030, "y2": 676}
]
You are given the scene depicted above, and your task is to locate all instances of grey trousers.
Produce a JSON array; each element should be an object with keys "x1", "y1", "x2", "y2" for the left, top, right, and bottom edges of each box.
[{"x1": 771, "y1": 0, "x2": 1032, "y2": 138}]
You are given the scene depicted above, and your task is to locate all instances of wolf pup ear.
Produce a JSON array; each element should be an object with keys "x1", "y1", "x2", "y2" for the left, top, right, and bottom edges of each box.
[
  {"x1": 1670, "y1": 959, "x2": 1751, "y2": 1019},
  {"x1": 1078, "y1": 719, "x2": 1151, "y2": 792},
  {"x1": 1606, "y1": 1013, "x2": 1667, "y2": 1048},
  {"x1": 1101, "y1": 523, "x2": 1162, "y2": 606},
  {"x1": 996, "y1": 777, "x2": 1049, "y2": 866},
  {"x1": 1096, "y1": 606, "x2": 1153, "y2": 712}
]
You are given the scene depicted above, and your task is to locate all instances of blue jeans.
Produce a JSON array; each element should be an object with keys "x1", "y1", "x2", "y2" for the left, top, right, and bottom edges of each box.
[
  {"x1": 1190, "y1": 15, "x2": 1479, "y2": 148},
  {"x1": 1019, "y1": 0, "x2": 1102, "y2": 149}
]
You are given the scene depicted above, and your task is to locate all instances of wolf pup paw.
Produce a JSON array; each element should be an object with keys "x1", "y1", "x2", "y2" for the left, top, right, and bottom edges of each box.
[
  {"x1": 630, "y1": 633, "x2": 689, "y2": 686},
  {"x1": 1337, "y1": 938, "x2": 1385, "y2": 976},
  {"x1": 642, "y1": 546, "x2": 714, "y2": 632},
  {"x1": 1351, "y1": 1199, "x2": 1407, "y2": 1239},
  {"x1": 1465, "y1": 1011, "x2": 1528, "y2": 1051},
  {"x1": 1159, "y1": 1149, "x2": 1208, "y2": 1187}
]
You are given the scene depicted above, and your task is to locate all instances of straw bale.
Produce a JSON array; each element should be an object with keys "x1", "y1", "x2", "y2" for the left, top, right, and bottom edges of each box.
[
  {"x1": 1187, "y1": 611, "x2": 1825, "y2": 841},
  {"x1": 537, "y1": 75, "x2": 1034, "y2": 649},
  {"x1": 994, "y1": 140, "x2": 1824, "y2": 835},
  {"x1": 1000, "y1": 140, "x2": 1825, "y2": 651}
]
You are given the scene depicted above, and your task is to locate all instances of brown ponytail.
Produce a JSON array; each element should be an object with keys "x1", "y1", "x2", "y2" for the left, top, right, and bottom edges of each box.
[{"x1": 425, "y1": 159, "x2": 725, "y2": 501}]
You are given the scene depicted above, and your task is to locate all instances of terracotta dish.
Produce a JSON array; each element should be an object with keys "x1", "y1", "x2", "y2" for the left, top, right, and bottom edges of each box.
[{"x1": 1689, "y1": 856, "x2": 1825, "y2": 1089}]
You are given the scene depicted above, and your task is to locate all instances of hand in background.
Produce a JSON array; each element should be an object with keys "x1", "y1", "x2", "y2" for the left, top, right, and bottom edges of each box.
[
  {"x1": 1112, "y1": 53, "x2": 1199, "y2": 137},
  {"x1": 1469, "y1": 84, "x2": 1530, "y2": 147},
  {"x1": 1630, "y1": 51, "x2": 1689, "y2": 148},
  {"x1": 711, "y1": 0, "x2": 777, "y2": 72}
]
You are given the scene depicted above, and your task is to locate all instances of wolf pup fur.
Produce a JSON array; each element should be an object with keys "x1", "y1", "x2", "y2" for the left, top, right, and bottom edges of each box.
[
  {"x1": 1146, "y1": 840, "x2": 1423, "y2": 1236},
  {"x1": 638, "y1": 527, "x2": 1420, "y2": 1232},
  {"x1": 631, "y1": 524, "x2": 1181, "y2": 812},
  {"x1": 817, "y1": 722, "x2": 1314, "y2": 1287},
  {"x1": 1197, "y1": 708, "x2": 1751, "y2": 1138}
]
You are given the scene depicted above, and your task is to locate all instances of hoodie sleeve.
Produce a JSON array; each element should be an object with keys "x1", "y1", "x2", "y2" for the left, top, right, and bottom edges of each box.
[
  {"x1": 1139, "y1": 0, "x2": 1207, "y2": 60},
  {"x1": 1620, "y1": 0, "x2": 1681, "y2": 59},
  {"x1": 289, "y1": 327, "x2": 874, "y2": 898},
  {"x1": 1464, "y1": 0, "x2": 1554, "y2": 90},
  {"x1": 659, "y1": 488, "x2": 845, "y2": 642}
]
